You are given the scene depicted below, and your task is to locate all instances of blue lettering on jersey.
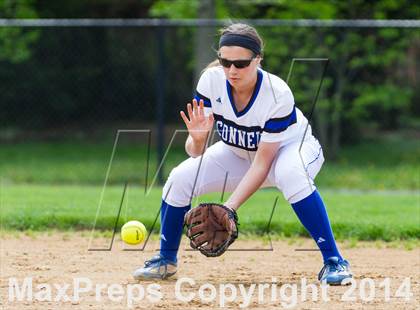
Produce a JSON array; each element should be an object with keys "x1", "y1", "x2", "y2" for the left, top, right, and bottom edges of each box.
[
  {"x1": 213, "y1": 106, "x2": 297, "y2": 151},
  {"x1": 214, "y1": 113, "x2": 262, "y2": 151}
]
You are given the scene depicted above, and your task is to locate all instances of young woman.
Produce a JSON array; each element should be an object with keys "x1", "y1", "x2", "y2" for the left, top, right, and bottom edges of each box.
[{"x1": 133, "y1": 23, "x2": 352, "y2": 285}]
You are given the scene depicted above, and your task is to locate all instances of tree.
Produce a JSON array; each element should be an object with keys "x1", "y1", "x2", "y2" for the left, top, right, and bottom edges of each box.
[
  {"x1": 194, "y1": 0, "x2": 216, "y2": 85},
  {"x1": 0, "y1": 0, "x2": 39, "y2": 63},
  {"x1": 149, "y1": 0, "x2": 419, "y2": 158}
]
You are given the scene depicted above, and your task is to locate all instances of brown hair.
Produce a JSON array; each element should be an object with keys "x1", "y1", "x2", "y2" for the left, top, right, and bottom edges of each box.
[{"x1": 204, "y1": 23, "x2": 264, "y2": 71}]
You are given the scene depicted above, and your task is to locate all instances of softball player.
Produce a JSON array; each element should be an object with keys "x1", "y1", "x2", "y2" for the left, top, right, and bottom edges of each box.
[{"x1": 133, "y1": 23, "x2": 352, "y2": 285}]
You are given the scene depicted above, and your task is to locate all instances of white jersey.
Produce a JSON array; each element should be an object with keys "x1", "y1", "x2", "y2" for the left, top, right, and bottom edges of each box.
[{"x1": 194, "y1": 66, "x2": 312, "y2": 159}]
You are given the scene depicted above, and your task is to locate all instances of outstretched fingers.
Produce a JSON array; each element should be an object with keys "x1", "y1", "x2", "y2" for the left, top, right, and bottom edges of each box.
[
  {"x1": 180, "y1": 110, "x2": 190, "y2": 125},
  {"x1": 187, "y1": 102, "x2": 194, "y2": 120},
  {"x1": 192, "y1": 99, "x2": 201, "y2": 122},
  {"x1": 198, "y1": 99, "x2": 205, "y2": 118},
  {"x1": 180, "y1": 98, "x2": 213, "y2": 132}
]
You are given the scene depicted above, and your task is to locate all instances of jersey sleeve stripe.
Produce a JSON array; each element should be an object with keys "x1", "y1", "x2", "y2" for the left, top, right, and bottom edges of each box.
[
  {"x1": 263, "y1": 106, "x2": 297, "y2": 133},
  {"x1": 194, "y1": 91, "x2": 212, "y2": 108}
]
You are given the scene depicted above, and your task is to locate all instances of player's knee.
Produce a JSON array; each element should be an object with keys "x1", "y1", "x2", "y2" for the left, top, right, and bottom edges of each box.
[
  {"x1": 274, "y1": 165, "x2": 308, "y2": 192},
  {"x1": 162, "y1": 163, "x2": 196, "y2": 205},
  {"x1": 275, "y1": 165, "x2": 315, "y2": 203},
  {"x1": 164, "y1": 165, "x2": 193, "y2": 195}
]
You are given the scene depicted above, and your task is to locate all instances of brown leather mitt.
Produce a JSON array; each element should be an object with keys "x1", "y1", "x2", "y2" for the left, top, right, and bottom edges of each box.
[{"x1": 184, "y1": 203, "x2": 239, "y2": 257}]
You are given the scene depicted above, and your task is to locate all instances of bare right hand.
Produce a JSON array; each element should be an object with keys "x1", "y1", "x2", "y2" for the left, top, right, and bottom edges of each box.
[{"x1": 180, "y1": 99, "x2": 214, "y2": 143}]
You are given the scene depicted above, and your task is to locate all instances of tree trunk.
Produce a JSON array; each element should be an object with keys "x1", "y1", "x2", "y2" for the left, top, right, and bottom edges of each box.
[
  {"x1": 314, "y1": 103, "x2": 328, "y2": 149},
  {"x1": 313, "y1": 29, "x2": 329, "y2": 152},
  {"x1": 193, "y1": 0, "x2": 216, "y2": 86},
  {"x1": 330, "y1": 63, "x2": 345, "y2": 159}
]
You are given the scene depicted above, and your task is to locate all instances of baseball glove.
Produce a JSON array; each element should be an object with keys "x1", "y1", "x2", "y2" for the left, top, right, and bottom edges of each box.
[{"x1": 184, "y1": 203, "x2": 239, "y2": 257}]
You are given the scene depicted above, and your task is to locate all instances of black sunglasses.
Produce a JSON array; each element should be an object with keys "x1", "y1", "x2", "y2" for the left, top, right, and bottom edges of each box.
[{"x1": 218, "y1": 56, "x2": 255, "y2": 69}]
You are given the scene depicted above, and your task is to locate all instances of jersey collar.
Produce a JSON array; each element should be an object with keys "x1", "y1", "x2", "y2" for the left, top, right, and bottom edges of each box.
[{"x1": 226, "y1": 69, "x2": 263, "y2": 118}]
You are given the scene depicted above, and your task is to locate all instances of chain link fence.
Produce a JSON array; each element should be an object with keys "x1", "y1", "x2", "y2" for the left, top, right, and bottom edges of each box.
[
  {"x1": 1, "y1": 26, "x2": 193, "y2": 139},
  {"x1": 0, "y1": 19, "x2": 418, "y2": 186}
]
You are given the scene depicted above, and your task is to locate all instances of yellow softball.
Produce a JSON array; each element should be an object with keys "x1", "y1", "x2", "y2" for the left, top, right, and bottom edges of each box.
[{"x1": 121, "y1": 220, "x2": 147, "y2": 245}]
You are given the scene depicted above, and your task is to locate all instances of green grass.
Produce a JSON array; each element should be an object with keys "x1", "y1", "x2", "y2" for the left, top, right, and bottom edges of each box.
[
  {"x1": 1, "y1": 184, "x2": 418, "y2": 241},
  {"x1": 0, "y1": 141, "x2": 187, "y2": 185},
  {"x1": 0, "y1": 133, "x2": 418, "y2": 189},
  {"x1": 317, "y1": 134, "x2": 419, "y2": 189},
  {"x1": 0, "y1": 133, "x2": 419, "y2": 240}
]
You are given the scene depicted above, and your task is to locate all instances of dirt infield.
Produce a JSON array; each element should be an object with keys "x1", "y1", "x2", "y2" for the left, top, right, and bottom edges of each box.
[{"x1": 0, "y1": 233, "x2": 419, "y2": 309}]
